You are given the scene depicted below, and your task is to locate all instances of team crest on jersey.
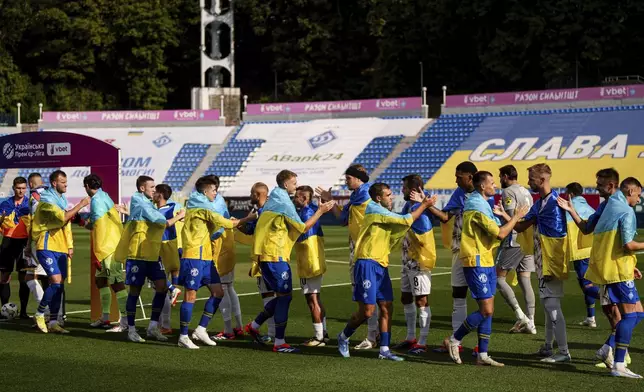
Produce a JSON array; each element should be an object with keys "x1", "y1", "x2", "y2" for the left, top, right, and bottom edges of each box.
[
  {"x1": 190, "y1": 268, "x2": 199, "y2": 277},
  {"x1": 625, "y1": 280, "x2": 635, "y2": 289},
  {"x1": 478, "y1": 273, "x2": 488, "y2": 283},
  {"x1": 45, "y1": 258, "x2": 53, "y2": 265},
  {"x1": 505, "y1": 197, "x2": 512, "y2": 206},
  {"x1": 131, "y1": 266, "x2": 139, "y2": 273},
  {"x1": 362, "y1": 279, "x2": 372, "y2": 289},
  {"x1": 281, "y1": 271, "x2": 290, "y2": 280}
]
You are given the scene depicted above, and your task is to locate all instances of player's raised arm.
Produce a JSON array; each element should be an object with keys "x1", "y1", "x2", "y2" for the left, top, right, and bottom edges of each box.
[
  {"x1": 409, "y1": 190, "x2": 437, "y2": 221},
  {"x1": 64, "y1": 197, "x2": 90, "y2": 222},
  {"x1": 496, "y1": 205, "x2": 529, "y2": 240},
  {"x1": 166, "y1": 208, "x2": 185, "y2": 227},
  {"x1": 315, "y1": 186, "x2": 342, "y2": 219},
  {"x1": 556, "y1": 196, "x2": 592, "y2": 234},
  {"x1": 303, "y1": 200, "x2": 335, "y2": 232}
]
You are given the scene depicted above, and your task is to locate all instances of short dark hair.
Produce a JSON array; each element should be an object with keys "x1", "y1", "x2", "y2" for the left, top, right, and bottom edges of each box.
[
  {"x1": 155, "y1": 184, "x2": 172, "y2": 200},
  {"x1": 348, "y1": 164, "x2": 368, "y2": 175},
  {"x1": 83, "y1": 174, "x2": 102, "y2": 190},
  {"x1": 252, "y1": 182, "x2": 268, "y2": 193},
  {"x1": 565, "y1": 182, "x2": 583, "y2": 197},
  {"x1": 499, "y1": 165, "x2": 518, "y2": 181},
  {"x1": 27, "y1": 173, "x2": 41, "y2": 182},
  {"x1": 473, "y1": 171, "x2": 493, "y2": 190},
  {"x1": 455, "y1": 161, "x2": 477, "y2": 175},
  {"x1": 136, "y1": 175, "x2": 154, "y2": 190},
  {"x1": 12, "y1": 177, "x2": 27, "y2": 187},
  {"x1": 296, "y1": 185, "x2": 314, "y2": 202},
  {"x1": 402, "y1": 174, "x2": 424, "y2": 191},
  {"x1": 369, "y1": 183, "x2": 390, "y2": 200},
  {"x1": 49, "y1": 170, "x2": 67, "y2": 184},
  {"x1": 596, "y1": 168, "x2": 619, "y2": 184},
  {"x1": 204, "y1": 175, "x2": 220, "y2": 191},
  {"x1": 195, "y1": 176, "x2": 217, "y2": 194},
  {"x1": 620, "y1": 177, "x2": 642, "y2": 191},
  {"x1": 276, "y1": 170, "x2": 297, "y2": 187}
]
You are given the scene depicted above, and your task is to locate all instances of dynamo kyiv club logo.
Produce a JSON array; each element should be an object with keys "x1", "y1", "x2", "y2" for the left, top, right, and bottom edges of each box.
[{"x1": 307, "y1": 130, "x2": 337, "y2": 149}]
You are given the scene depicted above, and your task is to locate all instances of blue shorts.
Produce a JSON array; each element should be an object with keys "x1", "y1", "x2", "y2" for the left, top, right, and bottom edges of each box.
[
  {"x1": 606, "y1": 281, "x2": 640, "y2": 304},
  {"x1": 37, "y1": 250, "x2": 68, "y2": 278},
  {"x1": 179, "y1": 259, "x2": 212, "y2": 290},
  {"x1": 352, "y1": 259, "x2": 393, "y2": 305},
  {"x1": 464, "y1": 266, "x2": 497, "y2": 300},
  {"x1": 573, "y1": 259, "x2": 594, "y2": 287},
  {"x1": 259, "y1": 262, "x2": 292, "y2": 294},
  {"x1": 209, "y1": 263, "x2": 221, "y2": 286},
  {"x1": 125, "y1": 259, "x2": 167, "y2": 286}
]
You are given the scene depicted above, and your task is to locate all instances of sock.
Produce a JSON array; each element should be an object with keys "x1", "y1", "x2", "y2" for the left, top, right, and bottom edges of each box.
[
  {"x1": 477, "y1": 316, "x2": 492, "y2": 353},
  {"x1": 518, "y1": 275, "x2": 535, "y2": 320},
  {"x1": 171, "y1": 275, "x2": 179, "y2": 286},
  {"x1": 380, "y1": 331, "x2": 391, "y2": 354},
  {"x1": 452, "y1": 297, "x2": 467, "y2": 334},
  {"x1": 115, "y1": 289, "x2": 128, "y2": 316},
  {"x1": 313, "y1": 322, "x2": 324, "y2": 340},
  {"x1": 586, "y1": 302, "x2": 596, "y2": 318},
  {"x1": 220, "y1": 287, "x2": 233, "y2": 334},
  {"x1": 0, "y1": 283, "x2": 10, "y2": 305},
  {"x1": 341, "y1": 323, "x2": 356, "y2": 340},
  {"x1": 199, "y1": 296, "x2": 222, "y2": 328},
  {"x1": 418, "y1": 306, "x2": 431, "y2": 346},
  {"x1": 497, "y1": 276, "x2": 524, "y2": 320},
  {"x1": 543, "y1": 306, "x2": 554, "y2": 348},
  {"x1": 19, "y1": 279, "x2": 29, "y2": 315},
  {"x1": 37, "y1": 283, "x2": 60, "y2": 315},
  {"x1": 582, "y1": 286, "x2": 598, "y2": 318},
  {"x1": 367, "y1": 307, "x2": 379, "y2": 341},
  {"x1": 59, "y1": 286, "x2": 65, "y2": 320},
  {"x1": 615, "y1": 313, "x2": 638, "y2": 363},
  {"x1": 255, "y1": 297, "x2": 278, "y2": 327},
  {"x1": 544, "y1": 297, "x2": 568, "y2": 354},
  {"x1": 228, "y1": 285, "x2": 243, "y2": 328},
  {"x1": 638, "y1": 312, "x2": 644, "y2": 326},
  {"x1": 126, "y1": 294, "x2": 139, "y2": 327},
  {"x1": 161, "y1": 295, "x2": 172, "y2": 329},
  {"x1": 403, "y1": 303, "x2": 417, "y2": 341},
  {"x1": 27, "y1": 279, "x2": 44, "y2": 304},
  {"x1": 49, "y1": 283, "x2": 63, "y2": 318},
  {"x1": 150, "y1": 291, "x2": 166, "y2": 322},
  {"x1": 323, "y1": 317, "x2": 327, "y2": 333},
  {"x1": 453, "y1": 310, "x2": 485, "y2": 341},
  {"x1": 99, "y1": 286, "x2": 112, "y2": 320},
  {"x1": 180, "y1": 301, "x2": 194, "y2": 336},
  {"x1": 273, "y1": 295, "x2": 292, "y2": 341},
  {"x1": 605, "y1": 329, "x2": 616, "y2": 349}
]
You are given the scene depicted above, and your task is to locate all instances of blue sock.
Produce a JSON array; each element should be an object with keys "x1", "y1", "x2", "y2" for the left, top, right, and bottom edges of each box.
[
  {"x1": 273, "y1": 295, "x2": 292, "y2": 340},
  {"x1": 38, "y1": 283, "x2": 60, "y2": 314},
  {"x1": 50, "y1": 284, "x2": 64, "y2": 317},
  {"x1": 199, "y1": 296, "x2": 222, "y2": 328},
  {"x1": 477, "y1": 316, "x2": 492, "y2": 353},
  {"x1": 585, "y1": 302, "x2": 596, "y2": 318},
  {"x1": 454, "y1": 310, "x2": 485, "y2": 341},
  {"x1": 254, "y1": 297, "x2": 278, "y2": 326},
  {"x1": 180, "y1": 302, "x2": 194, "y2": 336},
  {"x1": 605, "y1": 329, "x2": 616, "y2": 348},
  {"x1": 150, "y1": 291, "x2": 166, "y2": 322},
  {"x1": 615, "y1": 313, "x2": 638, "y2": 363},
  {"x1": 584, "y1": 285, "x2": 600, "y2": 299},
  {"x1": 342, "y1": 324, "x2": 357, "y2": 339},
  {"x1": 126, "y1": 294, "x2": 139, "y2": 327},
  {"x1": 167, "y1": 279, "x2": 175, "y2": 292},
  {"x1": 171, "y1": 276, "x2": 179, "y2": 286},
  {"x1": 637, "y1": 312, "x2": 644, "y2": 326},
  {"x1": 380, "y1": 331, "x2": 391, "y2": 348}
]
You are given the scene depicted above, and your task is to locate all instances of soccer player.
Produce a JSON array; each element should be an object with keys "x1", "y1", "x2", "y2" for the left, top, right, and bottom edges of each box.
[
  {"x1": 154, "y1": 184, "x2": 184, "y2": 333},
  {"x1": 115, "y1": 175, "x2": 185, "y2": 343},
  {"x1": 512, "y1": 163, "x2": 570, "y2": 363},
  {"x1": 245, "y1": 170, "x2": 334, "y2": 353},
  {"x1": 392, "y1": 174, "x2": 436, "y2": 355},
  {"x1": 337, "y1": 183, "x2": 435, "y2": 361},
  {"x1": 177, "y1": 176, "x2": 238, "y2": 349},
  {"x1": 317, "y1": 164, "x2": 378, "y2": 349},
  {"x1": 583, "y1": 177, "x2": 644, "y2": 378},
  {"x1": 426, "y1": 161, "x2": 478, "y2": 353},
  {"x1": 293, "y1": 185, "x2": 329, "y2": 346},
  {"x1": 81, "y1": 174, "x2": 128, "y2": 330},
  {"x1": 32, "y1": 170, "x2": 89, "y2": 333},
  {"x1": 563, "y1": 182, "x2": 599, "y2": 327},
  {"x1": 0, "y1": 177, "x2": 31, "y2": 319},
  {"x1": 496, "y1": 165, "x2": 536, "y2": 334},
  {"x1": 444, "y1": 171, "x2": 528, "y2": 366}
]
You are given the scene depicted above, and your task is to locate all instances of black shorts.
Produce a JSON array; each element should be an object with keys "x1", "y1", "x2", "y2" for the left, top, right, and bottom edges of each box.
[{"x1": 0, "y1": 237, "x2": 28, "y2": 273}]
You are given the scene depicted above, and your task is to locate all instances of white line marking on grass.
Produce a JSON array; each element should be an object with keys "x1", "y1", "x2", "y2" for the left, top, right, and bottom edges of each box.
[
  {"x1": 326, "y1": 259, "x2": 451, "y2": 270},
  {"x1": 325, "y1": 246, "x2": 350, "y2": 251}
]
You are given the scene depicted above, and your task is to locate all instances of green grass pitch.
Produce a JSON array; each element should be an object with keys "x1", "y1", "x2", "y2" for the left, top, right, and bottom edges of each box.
[{"x1": 0, "y1": 226, "x2": 643, "y2": 391}]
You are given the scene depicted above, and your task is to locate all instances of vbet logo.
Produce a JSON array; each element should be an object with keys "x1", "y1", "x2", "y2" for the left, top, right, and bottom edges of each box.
[
  {"x1": 173, "y1": 110, "x2": 204, "y2": 120},
  {"x1": 47, "y1": 142, "x2": 71, "y2": 156},
  {"x1": 599, "y1": 86, "x2": 636, "y2": 98},
  {"x1": 307, "y1": 130, "x2": 337, "y2": 149},
  {"x1": 463, "y1": 94, "x2": 495, "y2": 105},
  {"x1": 152, "y1": 135, "x2": 172, "y2": 148},
  {"x1": 375, "y1": 98, "x2": 407, "y2": 109},
  {"x1": 55, "y1": 112, "x2": 87, "y2": 122}
]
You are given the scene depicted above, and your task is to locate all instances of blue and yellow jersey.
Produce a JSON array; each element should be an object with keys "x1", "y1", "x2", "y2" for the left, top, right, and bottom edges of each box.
[
  {"x1": 295, "y1": 204, "x2": 326, "y2": 278},
  {"x1": 524, "y1": 191, "x2": 568, "y2": 279},
  {"x1": 254, "y1": 188, "x2": 306, "y2": 262},
  {"x1": 32, "y1": 188, "x2": 72, "y2": 253},
  {"x1": 115, "y1": 192, "x2": 167, "y2": 262},
  {"x1": 460, "y1": 192, "x2": 501, "y2": 267},
  {"x1": 159, "y1": 201, "x2": 183, "y2": 269},
  {"x1": 355, "y1": 201, "x2": 413, "y2": 268},
  {"x1": 210, "y1": 194, "x2": 236, "y2": 276},
  {"x1": 566, "y1": 196, "x2": 595, "y2": 262},
  {"x1": 87, "y1": 189, "x2": 123, "y2": 261},
  {"x1": 182, "y1": 192, "x2": 234, "y2": 262},
  {"x1": 401, "y1": 195, "x2": 437, "y2": 271},
  {"x1": 235, "y1": 206, "x2": 263, "y2": 277},
  {"x1": 341, "y1": 183, "x2": 371, "y2": 262},
  {"x1": 0, "y1": 195, "x2": 30, "y2": 239},
  {"x1": 587, "y1": 192, "x2": 638, "y2": 284}
]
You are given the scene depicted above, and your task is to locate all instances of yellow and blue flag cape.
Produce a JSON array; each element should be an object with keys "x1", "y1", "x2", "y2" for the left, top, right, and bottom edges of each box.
[
  {"x1": 115, "y1": 192, "x2": 167, "y2": 262},
  {"x1": 566, "y1": 196, "x2": 595, "y2": 262},
  {"x1": 341, "y1": 182, "x2": 371, "y2": 244},
  {"x1": 0, "y1": 195, "x2": 30, "y2": 238},
  {"x1": 402, "y1": 192, "x2": 436, "y2": 271},
  {"x1": 441, "y1": 188, "x2": 495, "y2": 251},
  {"x1": 88, "y1": 189, "x2": 123, "y2": 261},
  {"x1": 355, "y1": 201, "x2": 413, "y2": 268},
  {"x1": 524, "y1": 191, "x2": 568, "y2": 279},
  {"x1": 295, "y1": 204, "x2": 326, "y2": 278},
  {"x1": 182, "y1": 192, "x2": 233, "y2": 262},
  {"x1": 235, "y1": 206, "x2": 264, "y2": 277},
  {"x1": 253, "y1": 187, "x2": 306, "y2": 262},
  {"x1": 32, "y1": 187, "x2": 71, "y2": 253},
  {"x1": 210, "y1": 193, "x2": 236, "y2": 275},
  {"x1": 587, "y1": 191, "x2": 637, "y2": 284},
  {"x1": 461, "y1": 192, "x2": 501, "y2": 268}
]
